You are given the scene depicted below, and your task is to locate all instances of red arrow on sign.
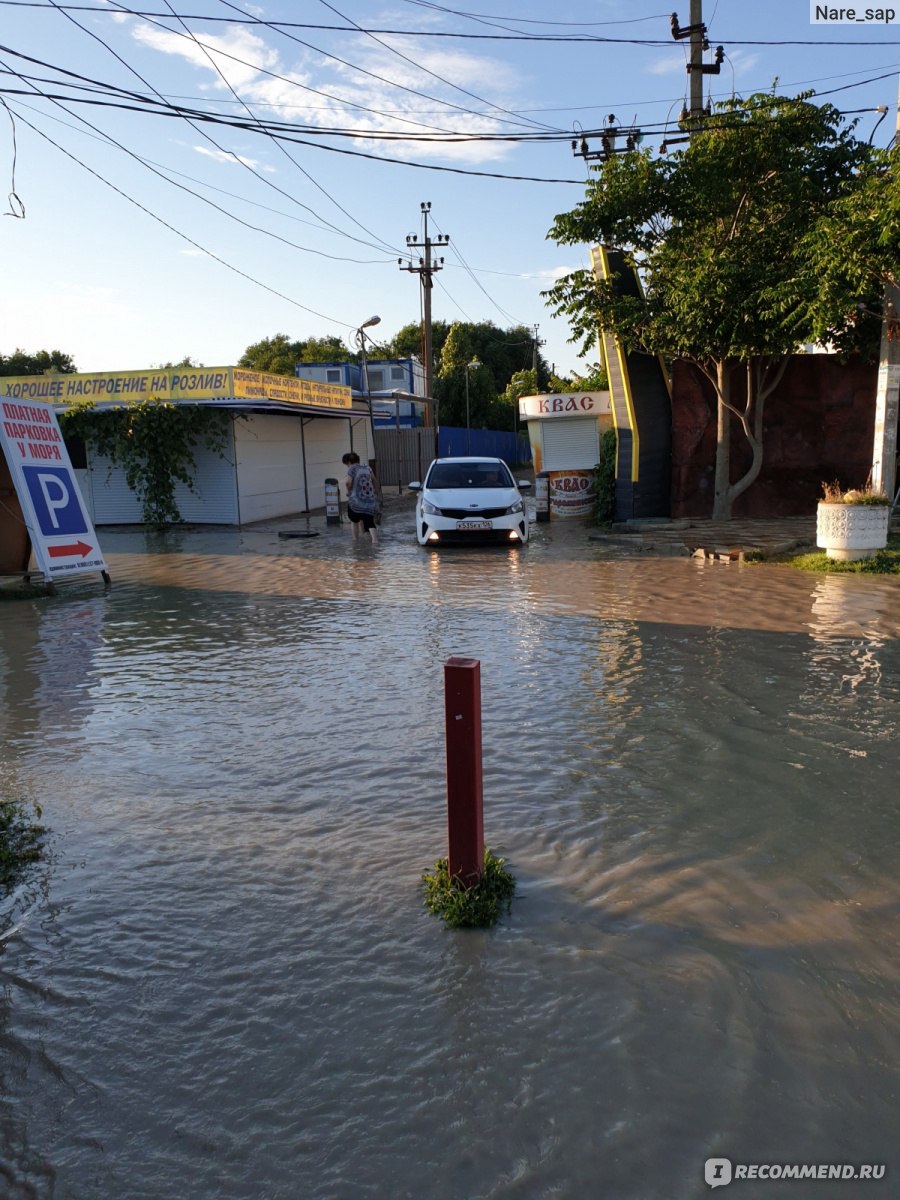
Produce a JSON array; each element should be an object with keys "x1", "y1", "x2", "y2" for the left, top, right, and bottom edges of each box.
[{"x1": 48, "y1": 541, "x2": 93, "y2": 559}]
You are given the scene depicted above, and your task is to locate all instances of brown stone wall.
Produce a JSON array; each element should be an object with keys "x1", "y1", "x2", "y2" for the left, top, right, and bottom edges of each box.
[
  {"x1": 671, "y1": 356, "x2": 877, "y2": 518},
  {"x1": 0, "y1": 449, "x2": 31, "y2": 572}
]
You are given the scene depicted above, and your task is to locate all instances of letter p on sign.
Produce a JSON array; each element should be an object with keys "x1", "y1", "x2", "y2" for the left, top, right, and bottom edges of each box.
[
  {"x1": 38, "y1": 472, "x2": 69, "y2": 528},
  {"x1": 22, "y1": 466, "x2": 88, "y2": 537}
]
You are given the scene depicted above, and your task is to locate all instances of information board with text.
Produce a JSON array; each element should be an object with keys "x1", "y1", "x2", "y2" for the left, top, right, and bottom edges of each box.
[{"x1": 0, "y1": 397, "x2": 107, "y2": 580}]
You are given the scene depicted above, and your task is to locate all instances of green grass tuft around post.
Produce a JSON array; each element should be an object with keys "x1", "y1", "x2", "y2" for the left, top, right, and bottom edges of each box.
[{"x1": 422, "y1": 848, "x2": 516, "y2": 929}]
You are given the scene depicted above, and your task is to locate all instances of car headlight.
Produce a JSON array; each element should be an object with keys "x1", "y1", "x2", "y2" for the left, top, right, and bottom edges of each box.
[
  {"x1": 506, "y1": 498, "x2": 524, "y2": 514},
  {"x1": 422, "y1": 499, "x2": 442, "y2": 515}
]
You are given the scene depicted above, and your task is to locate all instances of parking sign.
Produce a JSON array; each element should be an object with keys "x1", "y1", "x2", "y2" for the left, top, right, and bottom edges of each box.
[{"x1": 0, "y1": 397, "x2": 107, "y2": 580}]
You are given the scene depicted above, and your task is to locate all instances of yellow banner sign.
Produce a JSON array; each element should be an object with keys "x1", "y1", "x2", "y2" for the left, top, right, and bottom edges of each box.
[
  {"x1": 230, "y1": 369, "x2": 351, "y2": 409},
  {"x1": 0, "y1": 368, "x2": 233, "y2": 402},
  {"x1": 0, "y1": 367, "x2": 352, "y2": 409}
]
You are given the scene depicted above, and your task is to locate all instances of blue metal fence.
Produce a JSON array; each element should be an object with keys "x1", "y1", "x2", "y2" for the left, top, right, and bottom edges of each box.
[{"x1": 438, "y1": 427, "x2": 532, "y2": 466}]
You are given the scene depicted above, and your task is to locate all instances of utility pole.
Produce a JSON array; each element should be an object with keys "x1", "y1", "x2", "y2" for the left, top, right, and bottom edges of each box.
[
  {"x1": 872, "y1": 76, "x2": 900, "y2": 505},
  {"x1": 531, "y1": 324, "x2": 545, "y2": 375},
  {"x1": 400, "y1": 202, "x2": 449, "y2": 447},
  {"x1": 688, "y1": 0, "x2": 704, "y2": 118},
  {"x1": 668, "y1": 2, "x2": 723, "y2": 143}
]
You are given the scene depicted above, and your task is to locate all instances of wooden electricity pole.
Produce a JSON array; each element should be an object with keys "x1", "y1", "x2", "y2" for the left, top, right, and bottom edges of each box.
[
  {"x1": 400, "y1": 202, "x2": 448, "y2": 444},
  {"x1": 689, "y1": 0, "x2": 704, "y2": 118}
]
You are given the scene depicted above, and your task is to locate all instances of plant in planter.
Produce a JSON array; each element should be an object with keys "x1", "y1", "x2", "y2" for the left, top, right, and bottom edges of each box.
[{"x1": 816, "y1": 479, "x2": 892, "y2": 561}]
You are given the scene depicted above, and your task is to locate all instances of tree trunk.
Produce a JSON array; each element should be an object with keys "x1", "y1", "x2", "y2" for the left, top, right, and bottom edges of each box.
[
  {"x1": 712, "y1": 360, "x2": 732, "y2": 520},
  {"x1": 726, "y1": 359, "x2": 765, "y2": 511}
]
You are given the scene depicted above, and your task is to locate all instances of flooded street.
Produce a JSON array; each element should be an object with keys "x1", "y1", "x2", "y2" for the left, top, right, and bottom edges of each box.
[{"x1": 1, "y1": 510, "x2": 899, "y2": 1200}]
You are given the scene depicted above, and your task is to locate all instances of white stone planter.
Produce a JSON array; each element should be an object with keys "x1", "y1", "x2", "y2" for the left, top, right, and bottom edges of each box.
[{"x1": 816, "y1": 502, "x2": 890, "y2": 561}]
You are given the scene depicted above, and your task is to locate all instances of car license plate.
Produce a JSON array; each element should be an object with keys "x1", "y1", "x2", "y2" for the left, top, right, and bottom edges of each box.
[{"x1": 456, "y1": 519, "x2": 492, "y2": 531}]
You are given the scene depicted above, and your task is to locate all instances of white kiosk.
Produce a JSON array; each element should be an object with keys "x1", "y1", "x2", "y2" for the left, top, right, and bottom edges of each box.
[{"x1": 518, "y1": 392, "x2": 612, "y2": 518}]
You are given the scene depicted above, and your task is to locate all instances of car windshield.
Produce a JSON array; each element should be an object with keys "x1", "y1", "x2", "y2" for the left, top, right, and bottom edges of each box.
[{"x1": 427, "y1": 462, "x2": 513, "y2": 489}]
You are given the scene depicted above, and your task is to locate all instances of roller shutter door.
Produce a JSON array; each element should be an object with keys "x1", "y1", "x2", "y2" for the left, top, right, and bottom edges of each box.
[
  {"x1": 540, "y1": 418, "x2": 600, "y2": 470},
  {"x1": 87, "y1": 439, "x2": 238, "y2": 525}
]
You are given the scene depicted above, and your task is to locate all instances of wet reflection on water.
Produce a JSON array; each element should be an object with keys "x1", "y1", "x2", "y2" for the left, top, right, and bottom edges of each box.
[{"x1": 1, "y1": 520, "x2": 899, "y2": 1199}]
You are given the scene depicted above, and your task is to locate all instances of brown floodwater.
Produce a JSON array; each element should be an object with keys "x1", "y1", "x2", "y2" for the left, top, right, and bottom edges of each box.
[{"x1": 1, "y1": 512, "x2": 899, "y2": 1199}]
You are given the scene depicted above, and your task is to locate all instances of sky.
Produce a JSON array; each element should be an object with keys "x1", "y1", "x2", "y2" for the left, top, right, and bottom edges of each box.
[{"x1": 1, "y1": 0, "x2": 899, "y2": 381}]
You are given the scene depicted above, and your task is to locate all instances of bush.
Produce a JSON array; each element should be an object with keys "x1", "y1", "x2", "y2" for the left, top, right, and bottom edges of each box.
[{"x1": 592, "y1": 428, "x2": 617, "y2": 526}]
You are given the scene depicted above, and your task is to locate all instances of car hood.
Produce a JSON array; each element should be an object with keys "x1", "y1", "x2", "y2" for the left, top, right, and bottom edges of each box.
[{"x1": 422, "y1": 486, "x2": 521, "y2": 508}]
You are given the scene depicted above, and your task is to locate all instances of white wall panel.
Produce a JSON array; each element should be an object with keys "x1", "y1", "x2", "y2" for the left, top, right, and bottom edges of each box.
[
  {"x1": 302, "y1": 416, "x2": 354, "y2": 509},
  {"x1": 235, "y1": 414, "x2": 305, "y2": 523}
]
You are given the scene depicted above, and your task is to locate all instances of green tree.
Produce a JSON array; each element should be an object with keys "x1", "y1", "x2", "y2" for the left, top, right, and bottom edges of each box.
[
  {"x1": 806, "y1": 144, "x2": 900, "y2": 355},
  {"x1": 549, "y1": 361, "x2": 609, "y2": 392},
  {"x1": 238, "y1": 333, "x2": 353, "y2": 375},
  {"x1": 154, "y1": 356, "x2": 205, "y2": 369},
  {"x1": 546, "y1": 94, "x2": 883, "y2": 519},
  {"x1": 0, "y1": 348, "x2": 76, "y2": 375},
  {"x1": 433, "y1": 321, "x2": 550, "y2": 429},
  {"x1": 498, "y1": 368, "x2": 538, "y2": 435},
  {"x1": 386, "y1": 320, "x2": 450, "y2": 365},
  {"x1": 501, "y1": 368, "x2": 538, "y2": 408}
]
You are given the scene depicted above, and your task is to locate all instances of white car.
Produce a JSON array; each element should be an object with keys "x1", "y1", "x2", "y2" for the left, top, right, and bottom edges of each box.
[{"x1": 408, "y1": 457, "x2": 531, "y2": 546}]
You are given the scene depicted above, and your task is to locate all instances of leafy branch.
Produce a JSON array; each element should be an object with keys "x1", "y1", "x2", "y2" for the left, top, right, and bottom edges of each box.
[{"x1": 60, "y1": 400, "x2": 232, "y2": 530}]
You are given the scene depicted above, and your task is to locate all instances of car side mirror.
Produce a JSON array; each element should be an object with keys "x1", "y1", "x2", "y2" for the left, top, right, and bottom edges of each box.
[
  {"x1": 517, "y1": 480, "x2": 532, "y2": 490},
  {"x1": 408, "y1": 482, "x2": 422, "y2": 491}
]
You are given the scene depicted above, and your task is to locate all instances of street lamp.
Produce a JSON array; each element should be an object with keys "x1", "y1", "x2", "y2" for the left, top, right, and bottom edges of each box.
[
  {"x1": 356, "y1": 315, "x2": 381, "y2": 466},
  {"x1": 464, "y1": 357, "x2": 480, "y2": 454}
]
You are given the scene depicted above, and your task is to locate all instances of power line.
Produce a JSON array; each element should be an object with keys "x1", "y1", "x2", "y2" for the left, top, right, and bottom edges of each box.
[
  {"x1": 214, "y1": 0, "x2": 548, "y2": 133},
  {"x1": 149, "y1": 0, "x2": 404, "y2": 258},
  {"x1": 399, "y1": 3, "x2": 672, "y2": 27},
  {"x1": 31, "y1": 3, "x2": 406, "y2": 257},
  {"x1": 315, "y1": 0, "x2": 558, "y2": 133},
  {"x1": 3, "y1": 97, "x2": 357, "y2": 328},
  {"x1": 7, "y1": 57, "x2": 895, "y2": 120},
  {"x1": 3, "y1": 4, "x2": 899, "y2": 43},
  {"x1": 4, "y1": 58, "x2": 889, "y2": 142},
  {"x1": 2, "y1": 92, "x2": 413, "y2": 247},
  {"x1": 430, "y1": 213, "x2": 525, "y2": 326},
  {"x1": 0, "y1": 71, "x2": 398, "y2": 264}
]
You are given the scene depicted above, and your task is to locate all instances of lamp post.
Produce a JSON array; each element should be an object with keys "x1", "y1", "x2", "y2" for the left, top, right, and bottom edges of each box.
[
  {"x1": 356, "y1": 315, "x2": 380, "y2": 468},
  {"x1": 464, "y1": 357, "x2": 480, "y2": 455}
]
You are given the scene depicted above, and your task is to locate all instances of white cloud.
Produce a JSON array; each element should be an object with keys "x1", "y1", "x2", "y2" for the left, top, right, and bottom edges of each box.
[
  {"x1": 131, "y1": 22, "x2": 283, "y2": 92},
  {"x1": 129, "y1": 17, "x2": 531, "y2": 166},
  {"x1": 647, "y1": 52, "x2": 690, "y2": 77},
  {"x1": 193, "y1": 145, "x2": 275, "y2": 171},
  {"x1": 648, "y1": 48, "x2": 759, "y2": 81},
  {"x1": 95, "y1": 0, "x2": 131, "y2": 23},
  {"x1": 529, "y1": 265, "x2": 582, "y2": 284},
  {"x1": 727, "y1": 50, "x2": 761, "y2": 75}
]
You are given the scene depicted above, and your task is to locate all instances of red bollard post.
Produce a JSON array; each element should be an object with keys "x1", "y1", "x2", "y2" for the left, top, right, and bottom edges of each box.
[{"x1": 444, "y1": 657, "x2": 485, "y2": 887}]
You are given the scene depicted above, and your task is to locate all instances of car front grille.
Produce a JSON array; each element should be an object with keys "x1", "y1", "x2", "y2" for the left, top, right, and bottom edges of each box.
[{"x1": 439, "y1": 507, "x2": 508, "y2": 520}]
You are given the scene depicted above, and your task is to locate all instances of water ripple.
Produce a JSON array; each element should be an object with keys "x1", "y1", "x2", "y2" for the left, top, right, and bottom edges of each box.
[{"x1": 1, "y1": 523, "x2": 899, "y2": 1198}]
